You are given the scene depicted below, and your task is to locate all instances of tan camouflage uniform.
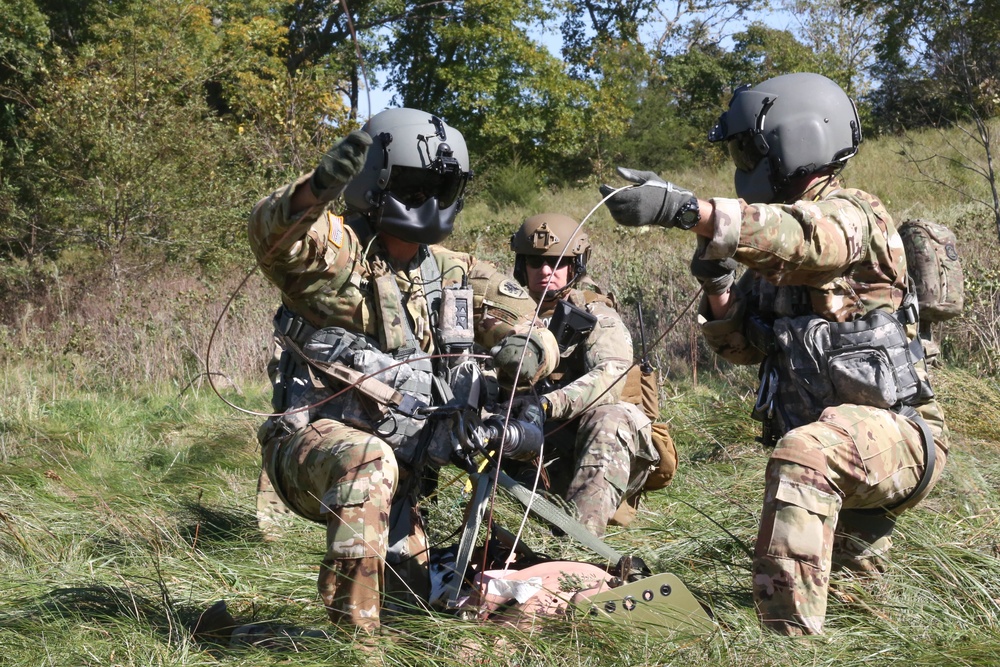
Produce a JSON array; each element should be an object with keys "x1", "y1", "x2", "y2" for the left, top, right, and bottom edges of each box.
[
  {"x1": 522, "y1": 290, "x2": 658, "y2": 537},
  {"x1": 696, "y1": 179, "x2": 949, "y2": 635},
  {"x1": 248, "y1": 172, "x2": 551, "y2": 632}
]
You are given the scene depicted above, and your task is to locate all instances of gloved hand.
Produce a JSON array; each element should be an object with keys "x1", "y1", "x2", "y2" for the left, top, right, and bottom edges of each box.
[
  {"x1": 309, "y1": 130, "x2": 373, "y2": 200},
  {"x1": 599, "y1": 166, "x2": 696, "y2": 229},
  {"x1": 509, "y1": 394, "x2": 550, "y2": 427},
  {"x1": 690, "y1": 238, "x2": 740, "y2": 295},
  {"x1": 491, "y1": 329, "x2": 556, "y2": 387}
]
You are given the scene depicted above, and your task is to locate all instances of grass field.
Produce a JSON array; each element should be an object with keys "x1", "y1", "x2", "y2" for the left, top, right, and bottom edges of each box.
[
  {"x1": 2, "y1": 358, "x2": 1000, "y2": 666},
  {"x1": 3, "y1": 122, "x2": 1000, "y2": 665}
]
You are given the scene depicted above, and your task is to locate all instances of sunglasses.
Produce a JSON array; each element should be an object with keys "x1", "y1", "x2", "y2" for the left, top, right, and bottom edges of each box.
[{"x1": 525, "y1": 255, "x2": 570, "y2": 270}]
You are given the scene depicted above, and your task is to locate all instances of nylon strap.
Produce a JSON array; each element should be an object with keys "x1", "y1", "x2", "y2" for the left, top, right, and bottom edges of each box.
[
  {"x1": 495, "y1": 469, "x2": 624, "y2": 563},
  {"x1": 895, "y1": 405, "x2": 937, "y2": 510},
  {"x1": 418, "y1": 245, "x2": 443, "y2": 333},
  {"x1": 276, "y1": 331, "x2": 406, "y2": 412}
]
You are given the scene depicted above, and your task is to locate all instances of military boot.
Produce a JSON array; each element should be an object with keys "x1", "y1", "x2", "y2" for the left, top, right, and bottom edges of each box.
[
  {"x1": 317, "y1": 557, "x2": 383, "y2": 634},
  {"x1": 192, "y1": 600, "x2": 238, "y2": 644}
]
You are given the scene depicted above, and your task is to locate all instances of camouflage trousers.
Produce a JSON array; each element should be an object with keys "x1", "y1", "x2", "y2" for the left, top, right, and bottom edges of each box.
[
  {"x1": 754, "y1": 403, "x2": 946, "y2": 636},
  {"x1": 510, "y1": 402, "x2": 653, "y2": 537},
  {"x1": 261, "y1": 418, "x2": 430, "y2": 633}
]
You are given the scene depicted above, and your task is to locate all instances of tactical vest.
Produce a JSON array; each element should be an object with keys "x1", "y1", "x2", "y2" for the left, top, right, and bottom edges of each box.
[
  {"x1": 264, "y1": 224, "x2": 476, "y2": 467},
  {"x1": 745, "y1": 270, "x2": 938, "y2": 509},
  {"x1": 548, "y1": 289, "x2": 677, "y2": 491}
]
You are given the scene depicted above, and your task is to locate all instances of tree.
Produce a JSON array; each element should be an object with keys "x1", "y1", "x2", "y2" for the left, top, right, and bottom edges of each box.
[
  {"x1": 3, "y1": 0, "x2": 261, "y2": 269},
  {"x1": 559, "y1": 0, "x2": 653, "y2": 78},
  {"x1": 387, "y1": 0, "x2": 612, "y2": 181},
  {"x1": 850, "y1": 0, "x2": 1000, "y2": 240},
  {"x1": 722, "y1": 23, "x2": 824, "y2": 86},
  {"x1": 779, "y1": 0, "x2": 877, "y2": 100}
]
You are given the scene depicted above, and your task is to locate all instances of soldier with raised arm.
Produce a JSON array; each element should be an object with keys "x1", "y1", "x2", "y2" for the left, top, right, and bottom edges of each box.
[
  {"x1": 600, "y1": 73, "x2": 948, "y2": 635},
  {"x1": 242, "y1": 109, "x2": 558, "y2": 635}
]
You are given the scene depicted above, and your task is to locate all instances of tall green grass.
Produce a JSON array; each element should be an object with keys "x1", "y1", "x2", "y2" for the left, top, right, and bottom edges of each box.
[{"x1": 2, "y1": 364, "x2": 1000, "y2": 666}]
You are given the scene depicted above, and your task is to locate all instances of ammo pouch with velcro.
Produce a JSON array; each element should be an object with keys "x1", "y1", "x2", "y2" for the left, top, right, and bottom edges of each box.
[{"x1": 773, "y1": 302, "x2": 933, "y2": 425}]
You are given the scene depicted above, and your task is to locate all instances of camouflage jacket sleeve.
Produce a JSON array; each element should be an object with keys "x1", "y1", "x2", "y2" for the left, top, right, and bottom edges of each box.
[
  {"x1": 543, "y1": 301, "x2": 634, "y2": 421},
  {"x1": 700, "y1": 193, "x2": 881, "y2": 286},
  {"x1": 247, "y1": 173, "x2": 359, "y2": 307},
  {"x1": 698, "y1": 187, "x2": 905, "y2": 361}
]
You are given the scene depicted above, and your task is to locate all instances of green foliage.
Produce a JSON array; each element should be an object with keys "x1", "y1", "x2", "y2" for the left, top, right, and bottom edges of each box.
[
  {"x1": 480, "y1": 157, "x2": 542, "y2": 211},
  {"x1": 848, "y1": 0, "x2": 1000, "y2": 133},
  {"x1": 725, "y1": 23, "x2": 824, "y2": 84},
  {"x1": 2, "y1": 0, "x2": 262, "y2": 264},
  {"x1": 210, "y1": 0, "x2": 353, "y2": 176},
  {"x1": 388, "y1": 0, "x2": 617, "y2": 181}
]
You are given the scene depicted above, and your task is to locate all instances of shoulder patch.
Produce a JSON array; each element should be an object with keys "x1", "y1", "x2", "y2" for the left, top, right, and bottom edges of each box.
[
  {"x1": 498, "y1": 279, "x2": 529, "y2": 299},
  {"x1": 328, "y1": 213, "x2": 344, "y2": 248}
]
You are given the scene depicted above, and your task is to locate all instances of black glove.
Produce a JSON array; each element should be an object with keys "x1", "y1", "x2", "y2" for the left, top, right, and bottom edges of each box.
[
  {"x1": 510, "y1": 395, "x2": 550, "y2": 427},
  {"x1": 599, "y1": 166, "x2": 697, "y2": 229},
  {"x1": 309, "y1": 130, "x2": 372, "y2": 200},
  {"x1": 690, "y1": 238, "x2": 739, "y2": 295}
]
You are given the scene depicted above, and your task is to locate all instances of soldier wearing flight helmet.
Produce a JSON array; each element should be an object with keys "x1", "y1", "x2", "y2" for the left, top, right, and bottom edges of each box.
[
  {"x1": 247, "y1": 108, "x2": 558, "y2": 633},
  {"x1": 600, "y1": 73, "x2": 948, "y2": 635}
]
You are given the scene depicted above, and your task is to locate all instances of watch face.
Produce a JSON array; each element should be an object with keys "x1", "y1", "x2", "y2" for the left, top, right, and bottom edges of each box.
[{"x1": 677, "y1": 201, "x2": 699, "y2": 229}]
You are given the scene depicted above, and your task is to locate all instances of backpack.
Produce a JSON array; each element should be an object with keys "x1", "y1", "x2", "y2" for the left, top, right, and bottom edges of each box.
[
  {"x1": 619, "y1": 364, "x2": 677, "y2": 491},
  {"x1": 898, "y1": 219, "x2": 964, "y2": 323},
  {"x1": 580, "y1": 290, "x2": 677, "y2": 492}
]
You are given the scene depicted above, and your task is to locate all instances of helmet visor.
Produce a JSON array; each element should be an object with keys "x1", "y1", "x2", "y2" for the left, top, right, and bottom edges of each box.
[
  {"x1": 727, "y1": 133, "x2": 766, "y2": 173},
  {"x1": 387, "y1": 165, "x2": 468, "y2": 209}
]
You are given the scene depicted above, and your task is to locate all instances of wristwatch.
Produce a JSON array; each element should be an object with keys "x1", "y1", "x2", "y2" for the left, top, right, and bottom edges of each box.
[{"x1": 674, "y1": 196, "x2": 700, "y2": 230}]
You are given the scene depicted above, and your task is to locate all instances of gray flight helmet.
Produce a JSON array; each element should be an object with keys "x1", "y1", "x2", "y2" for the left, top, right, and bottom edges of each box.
[
  {"x1": 343, "y1": 108, "x2": 472, "y2": 245},
  {"x1": 708, "y1": 73, "x2": 862, "y2": 204}
]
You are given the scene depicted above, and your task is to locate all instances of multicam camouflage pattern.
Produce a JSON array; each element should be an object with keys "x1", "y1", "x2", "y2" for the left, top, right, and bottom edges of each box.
[
  {"x1": 898, "y1": 219, "x2": 964, "y2": 323},
  {"x1": 261, "y1": 419, "x2": 398, "y2": 630},
  {"x1": 754, "y1": 404, "x2": 946, "y2": 635},
  {"x1": 563, "y1": 402, "x2": 655, "y2": 536},
  {"x1": 696, "y1": 182, "x2": 950, "y2": 635},
  {"x1": 255, "y1": 467, "x2": 294, "y2": 542},
  {"x1": 701, "y1": 181, "x2": 906, "y2": 323},
  {"x1": 248, "y1": 173, "x2": 543, "y2": 351},
  {"x1": 248, "y1": 174, "x2": 549, "y2": 631},
  {"x1": 513, "y1": 289, "x2": 658, "y2": 537},
  {"x1": 538, "y1": 291, "x2": 635, "y2": 420}
]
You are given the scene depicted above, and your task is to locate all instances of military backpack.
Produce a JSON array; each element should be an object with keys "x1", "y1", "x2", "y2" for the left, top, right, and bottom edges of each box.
[
  {"x1": 578, "y1": 290, "x2": 677, "y2": 491},
  {"x1": 899, "y1": 219, "x2": 964, "y2": 323}
]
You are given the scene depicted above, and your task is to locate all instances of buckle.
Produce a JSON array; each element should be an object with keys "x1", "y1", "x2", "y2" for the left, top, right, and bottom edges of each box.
[{"x1": 395, "y1": 394, "x2": 429, "y2": 417}]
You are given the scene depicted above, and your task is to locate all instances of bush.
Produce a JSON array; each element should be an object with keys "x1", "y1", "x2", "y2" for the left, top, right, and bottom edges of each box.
[{"x1": 480, "y1": 158, "x2": 542, "y2": 211}]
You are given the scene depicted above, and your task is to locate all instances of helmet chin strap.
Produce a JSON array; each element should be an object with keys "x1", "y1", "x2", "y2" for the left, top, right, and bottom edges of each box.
[{"x1": 781, "y1": 169, "x2": 840, "y2": 203}]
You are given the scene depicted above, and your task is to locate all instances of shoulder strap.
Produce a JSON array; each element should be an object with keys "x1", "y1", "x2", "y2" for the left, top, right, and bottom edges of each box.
[
  {"x1": 581, "y1": 289, "x2": 616, "y2": 310},
  {"x1": 419, "y1": 245, "x2": 443, "y2": 331}
]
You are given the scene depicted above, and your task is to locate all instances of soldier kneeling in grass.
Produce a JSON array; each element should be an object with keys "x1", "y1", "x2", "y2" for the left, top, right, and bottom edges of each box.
[{"x1": 601, "y1": 72, "x2": 948, "y2": 635}]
